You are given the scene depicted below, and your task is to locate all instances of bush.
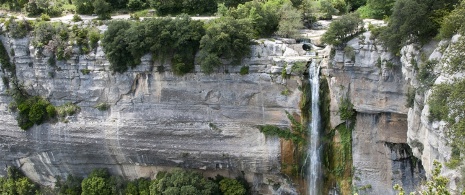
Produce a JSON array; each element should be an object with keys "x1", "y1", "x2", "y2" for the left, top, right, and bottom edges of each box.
[
  {"x1": 14, "y1": 96, "x2": 56, "y2": 130},
  {"x1": 239, "y1": 66, "x2": 249, "y2": 75},
  {"x1": 219, "y1": 178, "x2": 246, "y2": 195},
  {"x1": 439, "y1": 0, "x2": 465, "y2": 39},
  {"x1": 40, "y1": 13, "x2": 50, "y2": 21},
  {"x1": 338, "y1": 97, "x2": 355, "y2": 121},
  {"x1": 276, "y1": 2, "x2": 303, "y2": 38},
  {"x1": 7, "y1": 18, "x2": 32, "y2": 39},
  {"x1": 95, "y1": 102, "x2": 110, "y2": 111},
  {"x1": 56, "y1": 102, "x2": 80, "y2": 118},
  {"x1": 93, "y1": 0, "x2": 112, "y2": 20},
  {"x1": 72, "y1": 14, "x2": 82, "y2": 22}
]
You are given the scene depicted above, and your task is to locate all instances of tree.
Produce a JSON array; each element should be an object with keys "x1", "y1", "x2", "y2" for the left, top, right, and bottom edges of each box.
[
  {"x1": 439, "y1": 0, "x2": 465, "y2": 39},
  {"x1": 81, "y1": 169, "x2": 115, "y2": 195},
  {"x1": 198, "y1": 17, "x2": 253, "y2": 74},
  {"x1": 73, "y1": 0, "x2": 94, "y2": 14},
  {"x1": 379, "y1": 0, "x2": 458, "y2": 54},
  {"x1": 276, "y1": 1, "x2": 303, "y2": 38},
  {"x1": 321, "y1": 12, "x2": 364, "y2": 46},
  {"x1": 362, "y1": 0, "x2": 395, "y2": 19},
  {"x1": 319, "y1": 0, "x2": 338, "y2": 20},
  {"x1": 149, "y1": 170, "x2": 220, "y2": 195},
  {"x1": 219, "y1": 178, "x2": 246, "y2": 195},
  {"x1": 93, "y1": 0, "x2": 112, "y2": 20},
  {"x1": 102, "y1": 20, "x2": 134, "y2": 73}
]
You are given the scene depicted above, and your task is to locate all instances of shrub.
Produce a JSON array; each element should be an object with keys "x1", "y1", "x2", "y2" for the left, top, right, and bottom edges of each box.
[
  {"x1": 40, "y1": 13, "x2": 50, "y2": 21},
  {"x1": 7, "y1": 18, "x2": 32, "y2": 39},
  {"x1": 338, "y1": 97, "x2": 355, "y2": 121},
  {"x1": 149, "y1": 170, "x2": 220, "y2": 194},
  {"x1": 93, "y1": 0, "x2": 112, "y2": 20},
  {"x1": 72, "y1": 14, "x2": 82, "y2": 22},
  {"x1": 56, "y1": 102, "x2": 80, "y2": 118},
  {"x1": 80, "y1": 69, "x2": 91, "y2": 75},
  {"x1": 276, "y1": 2, "x2": 303, "y2": 38},
  {"x1": 95, "y1": 102, "x2": 110, "y2": 111},
  {"x1": 239, "y1": 66, "x2": 249, "y2": 75},
  {"x1": 219, "y1": 178, "x2": 246, "y2": 195}
]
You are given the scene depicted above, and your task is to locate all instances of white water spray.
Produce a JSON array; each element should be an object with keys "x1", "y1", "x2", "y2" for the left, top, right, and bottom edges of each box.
[{"x1": 308, "y1": 60, "x2": 322, "y2": 195}]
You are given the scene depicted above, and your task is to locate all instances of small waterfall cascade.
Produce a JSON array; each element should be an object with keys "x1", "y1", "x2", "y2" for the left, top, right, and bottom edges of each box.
[{"x1": 307, "y1": 60, "x2": 322, "y2": 195}]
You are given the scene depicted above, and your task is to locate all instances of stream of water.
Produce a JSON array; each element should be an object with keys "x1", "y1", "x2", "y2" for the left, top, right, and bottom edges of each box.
[{"x1": 308, "y1": 60, "x2": 322, "y2": 195}]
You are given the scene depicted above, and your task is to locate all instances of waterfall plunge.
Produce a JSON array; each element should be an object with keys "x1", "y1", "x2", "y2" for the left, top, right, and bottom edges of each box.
[{"x1": 308, "y1": 60, "x2": 322, "y2": 195}]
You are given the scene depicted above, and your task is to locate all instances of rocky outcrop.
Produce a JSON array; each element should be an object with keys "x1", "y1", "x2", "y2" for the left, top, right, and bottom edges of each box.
[
  {"x1": 401, "y1": 35, "x2": 463, "y2": 193},
  {"x1": 324, "y1": 31, "x2": 424, "y2": 194},
  {"x1": 0, "y1": 33, "x2": 310, "y2": 194}
]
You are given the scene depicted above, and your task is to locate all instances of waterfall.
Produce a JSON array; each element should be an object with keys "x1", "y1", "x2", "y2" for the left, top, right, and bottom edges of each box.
[{"x1": 308, "y1": 60, "x2": 322, "y2": 195}]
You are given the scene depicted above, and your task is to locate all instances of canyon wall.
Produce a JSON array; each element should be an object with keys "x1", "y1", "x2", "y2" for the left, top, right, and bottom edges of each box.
[{"x1": 0, "y1": 34, "x2": 309, "y2": 194}]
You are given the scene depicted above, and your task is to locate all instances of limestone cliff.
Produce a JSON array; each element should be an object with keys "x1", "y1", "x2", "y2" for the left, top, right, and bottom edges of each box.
[
  {"x1": 401, "y1": 35, "x2": 464, "y2": 193},
  {"x1": 0, "y1": 32, "x2": 311, "y2": 194},
  {"x1": 323, "y1": 31, "x2": 425, "y2": 195}
]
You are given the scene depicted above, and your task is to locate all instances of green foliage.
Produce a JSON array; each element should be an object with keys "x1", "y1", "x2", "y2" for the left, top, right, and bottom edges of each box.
[
  {"x1": 40, "y1": 13, "x2": 50, "y2": 21},
  {"x1": 81, "y1": 169, "x2": 114, "y2": 195},
  {"x1": 127, "y1": 0, "x2": 148, "y2": 11},
  {"x1": 80, "y1": 69, "x2": 91, "y2": 75},
  {"x1": 198, "y1": 17, "x2": 253, "y2": 74},
  {"x1": 321, "y1": 12, "x2": 364, "y2": 46},
  {"x1": 219, "y1": 178, "x2": 246, "y2": 195},
  {"x1": 73, "y1": 0, "x2": 94, "y2": 14},
  {"x1": 416, "y1": 59, "x2": 438, "y2": 92},
  {"x1": 7, "y1": 18, "x2": 32, "y2": 39},
  {"x1": 443, "y1": 36, "x2": 465, "y2": 74},
  {"x1": 394, "y1": 160, "x2": 451, "y2": 195},
  {"x1": 338, "y1": 97, "x2": 355, "y2": 121},
  {"x1": 379, "y1": 0, "x2": 458, "y2": 54},
  {"x1": 0, "y1": 39, "x2": 14, "y2": 73},
  {"x1": 276, "y1": 1, "x2": 303, "y2": 38},
  {"x1": 239, "y1": 66, "x2": 249, "y2": 75},
  {"x1": 344, "y1": 46, "x2": 355, "y2": 62},
  {"x1": 291, "y1": 61, "x2": 307, "y2": 75},
  {"x1": 149, "y1": 0, "x2": 218, "y2": 16},
  {"x1": 357, "y1": 0, "x2": 395, "y2": 19},
  {"x1": 72, "y1": 14, "x2": 82, "y2": 22},
  {"x1": 439, "y1": 0, "x2": 465, "y2": 39},
  {"x1": 149, "y1": 170, "x2": 220, "y2": 195},
  {"x1": 102, "y1": 15, "x2": 204, "y2": 74},
  {"x1": 224, "y1": 0, "x2": 281, "y2": 37},
  {"x1": 56, "y1": 102, "x2": 80, "y2": 118},
  {"x1": 0, "y1": 166, "x2": 39, "y2": 195},
  {"x1": 14, "y1": 96, "x2": 56, "y2": 130},
  {"x1": 25, "y1": 0, "x2": 63, "y2": 17},
  {"x1": 93, "y1": 0, "x2": 112, "y2": 20},
  {"x1": 32, "y1": 21, "x2": 56, "y2": 48},
  {"x1": 258, "y1": 124, "x2": 305, "y2": 144},
  {"x1": 56, "y1": 175, "x2": 83, "y2": 195},
  {"x1": 406, "y1": 87, "x2": 415, "y2": 108},
  {"x1": 319, "y1": 0, "x2": 338, "y2": 20},
  {"x1": 95, "y1": 102, "x2": 110, "y2": 111}
]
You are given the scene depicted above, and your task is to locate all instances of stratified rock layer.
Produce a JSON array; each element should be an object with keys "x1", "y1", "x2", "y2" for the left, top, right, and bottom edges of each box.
[{"x1": 0, "y1": 35, "x2": 308, "y2": 194}]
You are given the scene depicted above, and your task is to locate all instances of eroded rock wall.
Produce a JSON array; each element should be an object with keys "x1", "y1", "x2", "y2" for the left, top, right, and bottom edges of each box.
[
  {"x1": 0, "y1": 34, "x2": 309, "y2": 194},
  {"x1": 324, "y1": 32, "x2": 424, "y2": 194}
]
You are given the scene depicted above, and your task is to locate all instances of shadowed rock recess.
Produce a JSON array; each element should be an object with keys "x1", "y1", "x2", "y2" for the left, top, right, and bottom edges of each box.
[{"x1": 0, "y1": 34, "x2": 310, "y2": 193}]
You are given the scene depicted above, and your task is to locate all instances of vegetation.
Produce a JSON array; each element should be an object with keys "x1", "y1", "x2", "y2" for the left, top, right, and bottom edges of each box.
[
  {"x1": 54, "y1": 168, "x2": 248, "y2": 195},
  {"x1": 378, "y1": 0, "x2": 458, "y2": 55},
  {"x1": 198, "y1": 17, "x2": 253, "y2": 74},
  {"x1": 321, "y1": 12, "x2": 364, "y2": 46},
  {"x1": 0, "y1": 167, "x2": 39, "y2": 195},
  {"x1": 394, "y1": 160, "x2": 451, "y2": 195},
  {"x1": 102, "y1": 15, "x2": 204, "y2": 74},
  {"x1": 95, "y1": 102, "x2": 110, "y2": 111},
  {"x1": 276, "y1": 1, "x2": 303, "y2": 38},
  {"x1": 239, "y1": 66, "x2": 249, "y2": 75}
]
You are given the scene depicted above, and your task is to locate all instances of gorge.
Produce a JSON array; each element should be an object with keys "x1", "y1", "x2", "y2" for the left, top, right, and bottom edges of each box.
[{"x1": 0, "y1": 7, "x2": 464, "y2": 195}]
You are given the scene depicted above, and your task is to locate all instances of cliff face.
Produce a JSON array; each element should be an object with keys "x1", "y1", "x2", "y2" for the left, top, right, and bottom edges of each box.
[
  {"x1": 0, "y1": 34, "x2": 308, "y2": 194},
  {"x1": 324, "y1": 32, "x2": 425, "y2": 195},
  {"x1": 401, "y1": 35, "x2": 463, "y2": 193}
]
